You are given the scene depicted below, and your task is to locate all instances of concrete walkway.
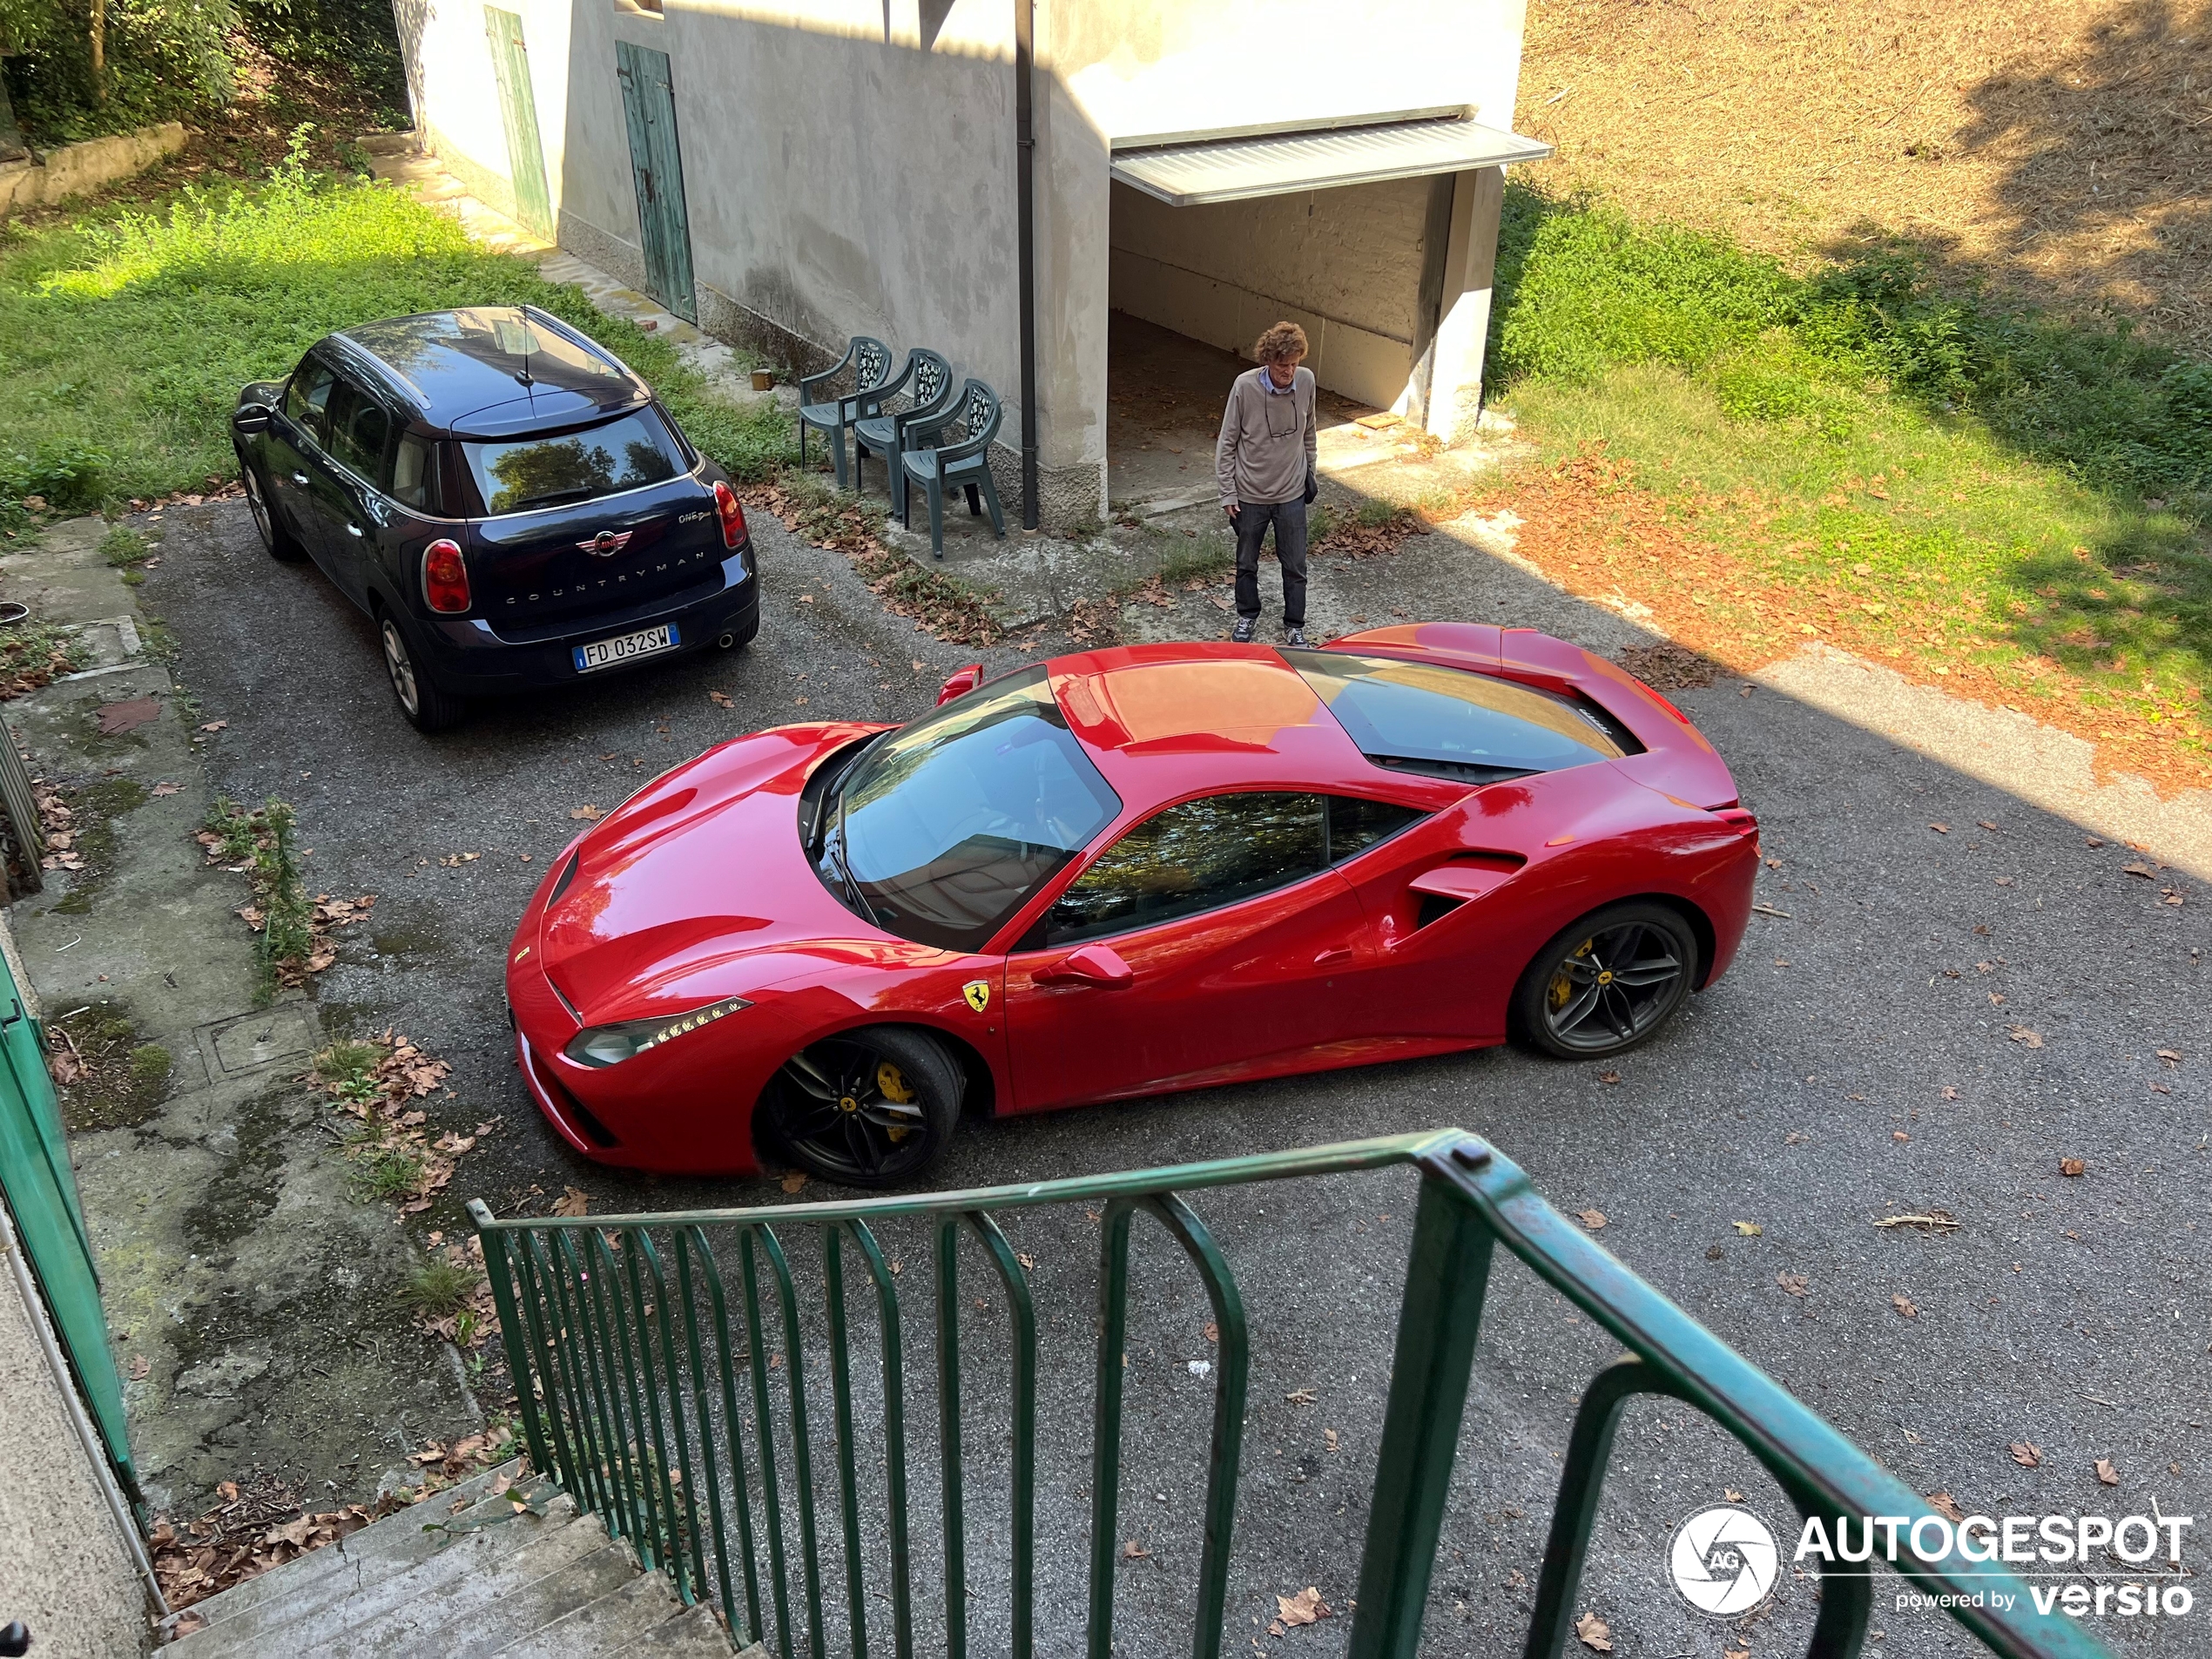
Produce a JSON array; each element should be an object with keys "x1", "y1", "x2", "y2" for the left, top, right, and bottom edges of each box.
[{"x1": 0, "y1": 516, "x2": 480, "y2": 1518}]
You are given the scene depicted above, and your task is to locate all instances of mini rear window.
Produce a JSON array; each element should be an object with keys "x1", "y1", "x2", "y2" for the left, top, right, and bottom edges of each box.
[
  {"x1": 1285, "y1": 650, "x2": 1636, "y2": 783},
  {"x1": 463, "y1": 407, "x2": 683, "y2": 516}
]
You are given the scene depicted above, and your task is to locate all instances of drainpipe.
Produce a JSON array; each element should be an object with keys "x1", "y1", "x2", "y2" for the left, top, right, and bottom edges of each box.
[{"x1": 1014, "y1": 0, "x2": 1039, "y2": 529}]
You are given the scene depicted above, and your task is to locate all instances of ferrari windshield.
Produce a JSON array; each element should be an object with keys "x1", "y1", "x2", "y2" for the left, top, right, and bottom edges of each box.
[
  {"x1": 822, "y1": 667, "x2": 1122, "y2": 952},
  {"x1": 1286, "y1": 650, "x2": 1633, "y2": 781}
]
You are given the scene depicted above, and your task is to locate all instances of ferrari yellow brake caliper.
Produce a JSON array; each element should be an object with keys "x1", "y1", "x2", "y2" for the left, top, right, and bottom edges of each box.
[
  {"x1": 877, "y1": 1062, "x2": 914, "y2": 1141},
  {"x1": 1550, "y1": 937, "x2": 1595, "y2": 1011}
]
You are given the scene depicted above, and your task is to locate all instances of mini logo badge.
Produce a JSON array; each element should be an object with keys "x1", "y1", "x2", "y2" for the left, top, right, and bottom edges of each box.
[
  {"x1": 1668, "y1": 1505, "x2": 1780, "y2": 1617},
  {"x1": 578, "y1": 529, "x2": 634, "y2": 557},
  {"x1": 962, "y1": 981, "x2": 991, "y2": 1013}
]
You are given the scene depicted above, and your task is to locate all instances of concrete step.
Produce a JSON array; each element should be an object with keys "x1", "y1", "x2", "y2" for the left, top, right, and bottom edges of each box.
[
  {"x1": 485, "y1": 1569, "x2": 690, "y2": 1658},
  {"x1": 343, "y1": 1516, "x2": 623, "y2": 1657},
  {"x1": 169, "y1": 1492, "x2": 582, "y2": 1656},
  {"x1": 178, "y1": 1460, "x2": 532, "y2": 1634},
  {"x1": 628, "y1": 1605, "x2": 759, "y2": 1655}
]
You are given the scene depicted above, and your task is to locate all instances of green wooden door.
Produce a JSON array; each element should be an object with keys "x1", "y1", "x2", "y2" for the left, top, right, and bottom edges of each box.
[
  {"x1": 615, "y1": 40, "x2": 698, "y2": 323},
  {"x1": 0, "y1": 949, "x2": 136, "y2": 1487},
  {"x1": 484, "y1": 6, "x2": 555, "y2": 239}
]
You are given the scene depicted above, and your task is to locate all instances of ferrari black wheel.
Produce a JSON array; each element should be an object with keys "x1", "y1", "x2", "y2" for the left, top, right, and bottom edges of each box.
[
  {"x1": 1513, "y1": 901, "x2": 1698, "y2": 1059},
  {"x1": 766, "y1": 1026, "x2": 960, "y2": 1188}
]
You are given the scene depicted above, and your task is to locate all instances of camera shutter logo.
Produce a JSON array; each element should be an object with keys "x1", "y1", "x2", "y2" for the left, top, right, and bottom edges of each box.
[{"x1": 1668, "y1": 1505, "x2": 1781, "y2": 1617}]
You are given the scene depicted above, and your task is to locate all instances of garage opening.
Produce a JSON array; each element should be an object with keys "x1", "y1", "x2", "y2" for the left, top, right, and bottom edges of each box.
[{"x1": 1104, "y1": 111, "x2": 1548, "y2": 516}]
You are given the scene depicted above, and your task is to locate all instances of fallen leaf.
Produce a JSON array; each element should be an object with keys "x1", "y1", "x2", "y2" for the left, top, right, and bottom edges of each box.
[
  {"x1": 1977, "y1": 820, "x2": 1998, "y2": 832},
  {"x1": 1123, "y1": 1538, "x2": 1150, "y2": 1559},
  {"x1": 1576, "y1": 1209, "x2": 1607, "y2": 1231},
  {"x1": 1285, "y1": 1388, "x2": 1317, "y2": 1405},
  {"x1": 1941, "y1": 1086, "x2": 1959, "y2": 1100},
  {"x1": 1016, "y1": 1251, "x2": 1038, "y2": 1271},
  {"x1": 1892, "y1": 1130, "x2": 1911, "y2": 1143},
  {"x1": 2059, "y1": 1157, "x2": 2085, "y2": 1177},
  {"x1": 1927, "y1": 1491, "x2": 1966, "y2": 1523},
  {"x1": 2157, "y1": 1049, "x2": 2182, "y2": 1064},
  {"x1": 1892, "y1": 1292, "x2": 1919, "y2": 1318},
  {"x1": 151, "y1": 781, "x2": 181, "y2": 797},
  {"x1": 2007, "y1": 1026, "x2": 2044, "y2": 1049},
  {"x1": 1277, "y1": 1588, "x2": 1332, "y2": 1629},
  {"x1": 2011, "y1": 1441, "x2": 2042, "y2": 1467},
  {"x1": 1203, "y1": 1320, "x2": 1218, "y2": 1343},
  {"x1": 1777, "y1": 1271, "x2": 1808, "y2": 1296},
  {"x1": 1724, "y1": 1487, "x2": 1745, "y2": 1502},
  {"x1": 198, "y1": 720, "x2": 227, "y2": 733},
  {"x1": 1597, "y1": 1069, "x2": 1621, "y2": 1085},
  {"x1": 129, "y1": 1354, "x2": 151, "y2": 1379},
  {"x1": 551, "y1": 1186, "x2": 590, "y2": 1217},
  {"x1": 568, "y1": 806, "x2": 603, "y2": 821},
  {"x1": 779, "y1": 1170, "x2": 808, "y2": 1194},
  {"x1": 1325, "y1": 1427, "x2": 1339, "y2": 1452},
  {"x1": 708, "y1": 691, "x2": 734, "y2": 709},
  {"x1": 2095, "y1": 1459, "x2": 2120, "y2": 1487},
  {"x1": 1929, "y1": 822, "x2": 1949, "y2": 833},
  {"x1": 2122, "y1": 861, "x2": 2157, "y2": 879},
  {"x1": 1575, "y1": 1610, "x2": 1613, "y2": 1653},
  {"x1": 1732, "y1": 1220, "x2": 1763, "y2": 1236}
]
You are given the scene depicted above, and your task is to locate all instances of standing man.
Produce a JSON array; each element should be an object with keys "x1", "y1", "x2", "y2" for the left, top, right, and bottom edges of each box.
[{"x1": 1216, "y1": 320, "x2": 1318, "y2": 645}]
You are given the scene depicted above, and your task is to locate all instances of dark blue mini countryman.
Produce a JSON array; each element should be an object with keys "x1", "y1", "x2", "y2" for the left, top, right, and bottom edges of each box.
[{"x1": 231, "y1": 306, "x2": 759, "y2": 731}]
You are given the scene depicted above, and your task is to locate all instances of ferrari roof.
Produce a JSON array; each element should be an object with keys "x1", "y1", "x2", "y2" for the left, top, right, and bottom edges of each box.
[{"x1": 1053, "y1": 648, "x2": 1335, "y2": 754}]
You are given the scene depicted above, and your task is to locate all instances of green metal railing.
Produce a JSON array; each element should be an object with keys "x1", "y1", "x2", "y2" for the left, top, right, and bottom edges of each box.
[{"x1": 470, "y1": 1130, "x2": 2110, "y2": 1659}]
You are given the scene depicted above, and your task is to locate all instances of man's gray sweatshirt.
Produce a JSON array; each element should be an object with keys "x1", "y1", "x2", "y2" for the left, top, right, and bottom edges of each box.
[{"x1": 1215, "y1": 365, "x2": 1318, "y2": 508}]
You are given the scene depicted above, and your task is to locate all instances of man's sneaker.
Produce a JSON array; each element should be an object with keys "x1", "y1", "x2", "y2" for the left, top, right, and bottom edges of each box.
[
  {"x1": 1231, "y1": 616, "x2": 1257, "y2": 644},
  {"x1": 1284, "y1": 625, "x2": 1308, "y2": 647}
]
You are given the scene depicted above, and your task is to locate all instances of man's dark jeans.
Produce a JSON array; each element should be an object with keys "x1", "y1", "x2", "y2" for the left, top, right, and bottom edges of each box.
[{"x1": 1232, "y1": 498, "x2": 1307, "y2": 625}]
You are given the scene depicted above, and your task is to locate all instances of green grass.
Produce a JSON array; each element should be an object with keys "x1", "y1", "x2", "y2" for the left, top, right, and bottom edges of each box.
[
  {"x1": 354, "y1": 1145, "x2": 425, "y2": 1202},
  {"x1": 1486, "y1": 185, "x2": 2212, "y2": 742},
  {"x1": 0, "y1": 135, "x2": 797, "y2": 516},
  {"x1": 396, "y1": 1258, "x2": 480, "y2": 1318},
  {"x1": 312, "y1": 1038, "x2": 384, "y2": 1106}
]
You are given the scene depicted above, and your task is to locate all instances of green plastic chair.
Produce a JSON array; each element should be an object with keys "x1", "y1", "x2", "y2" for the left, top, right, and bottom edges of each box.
[
  {"x1": 797, "y1": 336, "x2": 893, "y2": 490},
  {"x1": 900, "y1": 380, "x2": 1006, "y2": 558},
  {"x1": 853, "y1": 348, "x2": 955, "y2": 521}
]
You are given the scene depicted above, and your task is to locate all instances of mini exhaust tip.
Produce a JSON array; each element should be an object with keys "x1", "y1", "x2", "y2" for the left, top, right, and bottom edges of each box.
[{"x1": 716, "y1": 631, "x2": 737, "y2": 650}]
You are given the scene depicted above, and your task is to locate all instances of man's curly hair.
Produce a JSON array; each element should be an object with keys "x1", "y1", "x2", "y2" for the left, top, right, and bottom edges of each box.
[{"x1": 1254, "y1": 320, "x2": 1309, "y2": 365}]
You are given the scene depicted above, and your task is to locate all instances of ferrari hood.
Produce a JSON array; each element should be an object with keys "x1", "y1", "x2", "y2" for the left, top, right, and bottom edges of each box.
[{"x1": 536, "y1": 725, "x2": 898, "y2": 1019}]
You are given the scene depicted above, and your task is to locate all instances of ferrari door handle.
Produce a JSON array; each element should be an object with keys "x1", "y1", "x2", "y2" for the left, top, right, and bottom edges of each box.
[
  {"x1": 291, "y1": 472, "x2": 308, "y2": 485},
  {"x1": 1034, "y1": 942, "x2": 1133, "y2": 989},
  {"x1": 1312, "y1": 946, "x2": 1353, "y2": 967}
]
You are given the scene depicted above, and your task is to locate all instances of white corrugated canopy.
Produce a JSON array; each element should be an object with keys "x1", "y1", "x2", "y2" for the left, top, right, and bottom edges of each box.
[{"x1": 1109, "y1": 116, "x2": 1553, "y2": 206}]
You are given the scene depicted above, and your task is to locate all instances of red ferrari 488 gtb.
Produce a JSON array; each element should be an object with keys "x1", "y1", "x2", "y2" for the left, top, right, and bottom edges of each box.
[{"x1": 507, "y1": 624, "x2": 1757, "y2": 1185}]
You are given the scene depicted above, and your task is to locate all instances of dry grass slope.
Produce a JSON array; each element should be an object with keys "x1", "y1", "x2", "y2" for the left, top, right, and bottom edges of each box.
[{"x1": 1517, "y1": 0, "x2": 2212, "y2": 352}]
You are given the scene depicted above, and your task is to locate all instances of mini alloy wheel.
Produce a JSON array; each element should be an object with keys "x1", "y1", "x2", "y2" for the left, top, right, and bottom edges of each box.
[
  {"x1": 1514, "y1": 902, "x2": 1697, "y2": 1059},
  {"x1": 379, "y1": 613, "x2": 465, "y2": 732},
  {"x1": 766, "y1": 1027, "x2": 960, "y2": 1187},
  {"x1": 239, "y1": 455, "x2": 306, "y2": 562}
]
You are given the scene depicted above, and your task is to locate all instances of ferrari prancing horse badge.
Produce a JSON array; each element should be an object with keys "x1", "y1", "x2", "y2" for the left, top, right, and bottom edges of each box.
[{"x1": 962, "y1": 981, "x2": 991, "y2": 1014}]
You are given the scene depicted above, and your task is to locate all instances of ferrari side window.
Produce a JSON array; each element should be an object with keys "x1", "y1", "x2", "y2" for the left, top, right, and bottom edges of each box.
[
  {"x1": 1041, "y1": 792, "x2": 1325, "y2": 947},
  {"x1": 1326, "y1": 795, "x2": 1426, "y2": 862}
]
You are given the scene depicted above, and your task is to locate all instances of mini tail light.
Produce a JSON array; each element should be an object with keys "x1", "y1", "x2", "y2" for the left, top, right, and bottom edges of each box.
[
  {"x1": 712, "y1": 480, "x2": 747, "y2": 550},
  {"x1": 423, "y1": 538, "x2": 470, "y2": 614}
]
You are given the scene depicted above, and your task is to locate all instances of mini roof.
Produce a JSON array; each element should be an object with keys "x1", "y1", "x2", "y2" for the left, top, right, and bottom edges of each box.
[{"x1": 334, "y1": 307, "x2": 646, "y2": 434}]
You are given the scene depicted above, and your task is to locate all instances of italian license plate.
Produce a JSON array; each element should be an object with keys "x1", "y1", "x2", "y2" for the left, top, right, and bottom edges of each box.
[{"x1": 574, "y1": 623, "x2": 678, "y2": 673}]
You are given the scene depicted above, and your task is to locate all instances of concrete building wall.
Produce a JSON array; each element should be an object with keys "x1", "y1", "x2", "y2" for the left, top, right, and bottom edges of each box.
[
  {"x1": 1107, "y1": 175, "x2": 1432, "y2": 411},
  {"x1": 395, "y1": 0, "x2": 1529, "y2": 522},
  {"x1": 0, "y1": 1216, "x2": 150, "y2": 1657}
]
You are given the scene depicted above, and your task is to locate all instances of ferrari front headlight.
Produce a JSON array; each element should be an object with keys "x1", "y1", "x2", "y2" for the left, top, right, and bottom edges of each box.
[{"x1": 563, "y1": 996, "x2": 752, "y2": 1068}]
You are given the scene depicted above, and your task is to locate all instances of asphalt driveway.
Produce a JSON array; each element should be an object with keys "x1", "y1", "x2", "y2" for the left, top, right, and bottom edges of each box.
[{"x1": 143, "y1": 499, "x2": 2209, "y2": 1657}]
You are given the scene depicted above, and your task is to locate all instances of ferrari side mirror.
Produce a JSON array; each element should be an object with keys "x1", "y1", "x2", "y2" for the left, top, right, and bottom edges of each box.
[{"x1": 936, "y1": 664, "x2": 983, "y2": 706}]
